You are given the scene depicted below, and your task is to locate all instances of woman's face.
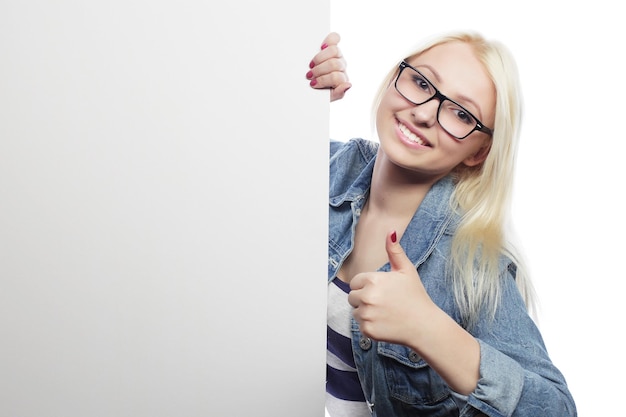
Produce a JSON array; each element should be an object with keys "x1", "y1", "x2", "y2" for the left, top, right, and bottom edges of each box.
[{"x1": 376, "y1": 41, "x2": 496, "y2": 181}]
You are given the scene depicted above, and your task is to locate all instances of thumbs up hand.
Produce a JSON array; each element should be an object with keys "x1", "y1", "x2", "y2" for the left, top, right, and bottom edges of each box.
[{"x1": 348, "y1": 231, "x2": 437, "y2": 346}]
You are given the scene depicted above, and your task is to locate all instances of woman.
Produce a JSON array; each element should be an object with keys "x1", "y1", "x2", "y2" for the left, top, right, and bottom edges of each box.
[{"x1": 307, "y1": 33, "x2": 577, "y2": 416}]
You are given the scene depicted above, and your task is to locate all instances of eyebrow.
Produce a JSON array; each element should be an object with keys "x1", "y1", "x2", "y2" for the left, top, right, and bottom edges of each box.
[{"x1": 416, "y1": 64, "x2": 484, "y2": 119}]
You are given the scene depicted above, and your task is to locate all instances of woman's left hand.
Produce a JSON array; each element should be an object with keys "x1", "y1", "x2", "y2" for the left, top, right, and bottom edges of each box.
[
  {"x1": 348, "y1": 231, "x2": 436, "y2": 346},
  {"x1": 349, "y1": 231, "x2": 482, "y2": 395}
]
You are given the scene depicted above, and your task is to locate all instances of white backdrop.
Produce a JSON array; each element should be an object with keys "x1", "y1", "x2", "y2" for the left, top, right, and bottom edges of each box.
[
  {"x1": 0, "y1": 1, "x2": 329, "y2": 416},
  {"x1": 1, "y1": 0, "x2": 620, "y2": 415},
  {"x1": 330, "y1": 1, "x2": 624, "y2": 416}
]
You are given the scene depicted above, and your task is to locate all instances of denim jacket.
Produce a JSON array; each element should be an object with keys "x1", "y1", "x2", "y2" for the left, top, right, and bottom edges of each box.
[{"x1": 328, "y1": 139, "x2": 576, "y2": 417}]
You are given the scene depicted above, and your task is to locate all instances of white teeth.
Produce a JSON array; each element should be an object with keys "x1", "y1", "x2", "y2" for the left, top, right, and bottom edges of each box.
[{"x1": 398, "y1": 122, "x2": 426, "y2": 146}]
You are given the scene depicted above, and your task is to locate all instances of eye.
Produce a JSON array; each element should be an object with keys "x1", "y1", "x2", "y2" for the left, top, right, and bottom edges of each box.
[
  {"x1": 410, "y1": 74, "x2": 432, "y2": 93},
  {"x1": 443, "y1": 102, "x2": 476, "y2": 126},
  {"x1": 454, "y1": 109, "x2": 473, "y2": 124}
]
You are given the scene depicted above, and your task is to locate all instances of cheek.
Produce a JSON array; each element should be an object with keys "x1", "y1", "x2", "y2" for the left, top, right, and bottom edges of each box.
[
  {"x1": 377, "y1": 93, "x2": 412, "y2": 125},
  {"x1": 438, "y1": 136, "x2": 477, "y2": 157}
]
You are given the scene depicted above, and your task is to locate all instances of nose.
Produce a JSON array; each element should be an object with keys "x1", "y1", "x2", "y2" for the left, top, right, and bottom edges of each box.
[{"x1": 411, "y1": 99, "x2": 439, "y2": 128}]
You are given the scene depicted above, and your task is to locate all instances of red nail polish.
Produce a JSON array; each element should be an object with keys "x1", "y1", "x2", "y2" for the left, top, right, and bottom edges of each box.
[
  {"x1": 310, "y1": 79, "x2": 317, "y2": 87},
  {"x1": 309, "y1": 60, "x2": 315, "y2": 69},
  {"x1": 306, "y1": 70, "x2": 313, "y2": 79},
  {"x1": 391, "y1": 231, "x2": 397, "y2": 243},
  {"x1": 321, "y1": 43, "x2": 328, "y2": 50}
]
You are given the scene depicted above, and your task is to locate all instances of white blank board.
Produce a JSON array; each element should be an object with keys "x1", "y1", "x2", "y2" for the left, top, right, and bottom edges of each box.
[{"x1": 0, "y1": 1, "x2": 329, "y2": 416}]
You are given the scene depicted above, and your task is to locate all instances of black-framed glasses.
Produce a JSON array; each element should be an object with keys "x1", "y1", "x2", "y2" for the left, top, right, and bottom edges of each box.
[{"x1": 394, "y1": 61, "x2": 493, "y2": 140}]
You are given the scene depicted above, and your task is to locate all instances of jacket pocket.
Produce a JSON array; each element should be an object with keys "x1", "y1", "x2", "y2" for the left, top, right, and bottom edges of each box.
[{"x1": 377, "y1": 342, "x2": 454, "y2": 407}]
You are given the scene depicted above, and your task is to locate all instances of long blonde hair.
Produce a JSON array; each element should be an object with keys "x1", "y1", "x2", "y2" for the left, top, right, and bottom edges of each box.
[{"x1": 373, "y1": 32, "x2": 535, "y2": 328}]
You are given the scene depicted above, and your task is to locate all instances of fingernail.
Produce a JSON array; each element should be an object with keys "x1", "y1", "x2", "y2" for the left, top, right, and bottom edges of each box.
[
  {"x1": 321, "y1": 43, "x2": 328, "y2": 50},
  {"x1": 306, "y1": 70, "x2": 313, "y2": 79},
  {"x1": 391, "y1": 231, "x2": 397, "y2": 243},
  {"x1": 309, "y1": 79, "x2": 317, "y2": 87},
  {"x1": 309, "y1": 60, "x2": 315, "y2": 69}
]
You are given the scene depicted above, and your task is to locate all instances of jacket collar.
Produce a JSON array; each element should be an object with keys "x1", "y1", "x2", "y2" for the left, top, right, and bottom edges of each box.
[
  {"x1": 394, "y1": 175, "x2": 457, "y2": 269},
  {"x1": 329, "y1": 139, "x2": 378, "y2": 207}
]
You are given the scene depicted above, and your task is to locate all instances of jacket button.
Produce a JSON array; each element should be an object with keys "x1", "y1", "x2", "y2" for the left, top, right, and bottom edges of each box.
[
  {"x1": 408, "y1": 351, "x2": 421, "y2": 363},
  {"x1": 359, "y1": 337, "x2": 372, "y2": 351}
]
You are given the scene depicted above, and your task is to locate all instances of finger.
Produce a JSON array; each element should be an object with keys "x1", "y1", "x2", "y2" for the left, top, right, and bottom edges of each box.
[
  {"x1": 347, "y1": 288, "x2": 360, "y2": 308},
  {"x1": 309, "y1": 51, "x2": 346, "y2": 77},
  {"x1": 310, "y1": 44, "x2": 344, "y2": 72},
  {"x1": 351, "y1": 305, "x2": 369, "y2": 329},
  {"x1": 306, "y1": 58, "x2": 346, "y2": 89},
  {"x1": 330, "y1": 82, "x2": 352, "y2": 102},
  {"x1": 309, "y1": 71, "x2": 349, "y2": 91},
  {"x1": 321, "y1": 32, "x2": 341, "y2": 49},
  {"x1": 349, "y1": 272, "x2": 367, "y2": 291},
  {"x1": 385, "y1": 230, "x2": 412, "y2": 272}
]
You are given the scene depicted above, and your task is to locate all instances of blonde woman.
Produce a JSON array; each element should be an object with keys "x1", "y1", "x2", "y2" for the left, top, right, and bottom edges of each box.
[{"x1": 308, "y1": 33, "x2": 576, "y2": 417}]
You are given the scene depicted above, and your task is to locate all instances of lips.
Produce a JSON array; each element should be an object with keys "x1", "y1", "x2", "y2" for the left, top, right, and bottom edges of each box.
[{"x1": 397, "y1": 120, "x2": 431, "y2": 147}]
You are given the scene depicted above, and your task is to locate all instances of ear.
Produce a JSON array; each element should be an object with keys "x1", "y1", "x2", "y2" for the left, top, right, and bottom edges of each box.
[{"x1": 462, "y1": 140, "x2": 492, "y2": 167}]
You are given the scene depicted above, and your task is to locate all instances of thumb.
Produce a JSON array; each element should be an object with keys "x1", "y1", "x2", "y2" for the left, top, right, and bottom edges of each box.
[
  {"x1": 386, "y1": 230, "x2": 412, "y2": 272},
  {"x1": 330, "y1": 82, "x2": 352, "y2": 102}
]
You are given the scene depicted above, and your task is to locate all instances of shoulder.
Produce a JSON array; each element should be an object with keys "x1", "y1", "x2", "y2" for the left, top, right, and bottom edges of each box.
[
  {"x1": 328, "y1": 139, "x2": 378, "y2": 203},
  {"x1": 330, "y1": 138, "x2": 378, "y2": 161}
]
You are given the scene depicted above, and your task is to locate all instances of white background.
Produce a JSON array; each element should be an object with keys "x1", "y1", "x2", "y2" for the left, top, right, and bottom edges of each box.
[
  {"x1": 1, "y1": 0, "x2": 621, "y2": 415},
  {"x1": 0, "y1": 1, "x2": 329, "y2": 416},
  {"x1": 330, "y1": 1, "x2": 625, "y2": 416}
]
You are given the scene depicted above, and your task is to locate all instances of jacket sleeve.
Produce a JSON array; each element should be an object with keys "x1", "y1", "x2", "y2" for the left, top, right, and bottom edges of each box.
[{"x1": 460, "y1": 267, "x2": 577, "y2": 417}]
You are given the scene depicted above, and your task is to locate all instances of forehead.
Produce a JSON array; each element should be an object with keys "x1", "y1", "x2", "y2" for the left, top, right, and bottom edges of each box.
[{"x1": 408, "y1": 41, "x2": 496, "y2": 119}]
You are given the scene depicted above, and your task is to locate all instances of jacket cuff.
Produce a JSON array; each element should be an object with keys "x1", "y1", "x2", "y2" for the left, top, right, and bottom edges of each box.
[{"x1": 462, "y1": 339, "x2": 524, "y2": 417}]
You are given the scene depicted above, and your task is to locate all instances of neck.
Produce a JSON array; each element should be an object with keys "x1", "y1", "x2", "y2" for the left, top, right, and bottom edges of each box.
[{"x1": 367, "y1": 149, "x2": 444, "y2": 219}]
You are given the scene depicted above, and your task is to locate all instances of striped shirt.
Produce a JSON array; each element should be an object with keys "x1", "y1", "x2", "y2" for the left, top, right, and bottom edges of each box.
[{"x1": 326, "y1": 277, "x2": 370, "y2": 417}]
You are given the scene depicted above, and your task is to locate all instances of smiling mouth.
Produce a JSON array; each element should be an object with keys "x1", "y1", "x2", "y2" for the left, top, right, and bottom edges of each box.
[{"x1": 398, "y1": 121, "x2": 431, "y2": 147}]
